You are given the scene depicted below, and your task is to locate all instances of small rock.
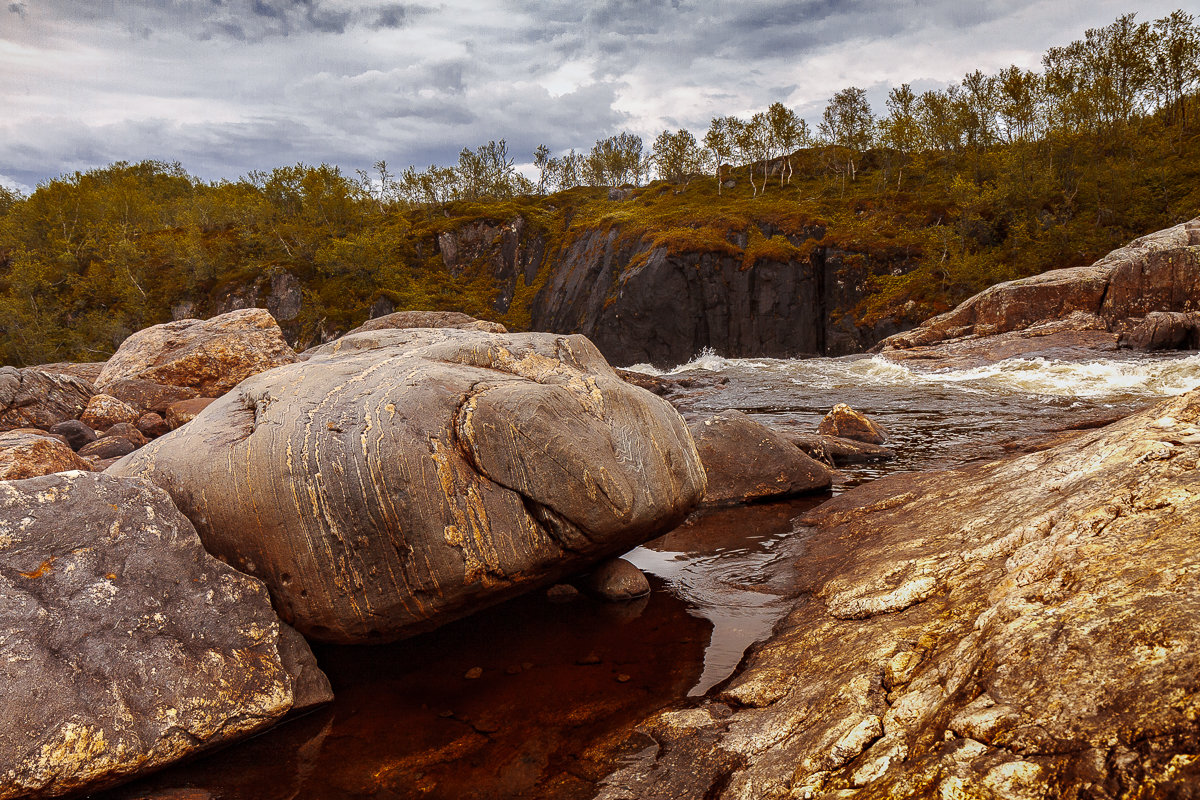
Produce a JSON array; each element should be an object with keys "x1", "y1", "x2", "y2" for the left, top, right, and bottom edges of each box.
[
  {"x1": 80, "y1": 393, "x2": 141, "y2": 431},
  {"x1": 78, "y1": 436, "x2": 138, "y2": 460},
  {"x1": 615, "y1": 673, "x2": 632, "y2": 683},
  {"x1": 788, "y1": 432, "x2": 895, "y2": 465},
  {"x1": 136, "y1": 412, "x2": 171, "y2": 439},
  {"x1": 546, "y1": 583, "x2": 581, "y2": 603},
  {"x1": 817, "y1": 403, "x2": 889, "y2": 445},
  {"x1": 577, "y1": 652, "x2": 602, "y2": 665},
  {"x1": 49, "y1": 420, "x2": 98, "y2": 451},
  {"x1": 464, "y1": 667, "x2": 483, "y2": 680},
  {"x1": 580, "y1": 558, "x2": 651, "y2": 601},
  {"x1": 165, "y1": 397, "x2": 217, "y2": 430},
  {"x1": 101, "y1": 422, "x2": 148, "y2": 448}
]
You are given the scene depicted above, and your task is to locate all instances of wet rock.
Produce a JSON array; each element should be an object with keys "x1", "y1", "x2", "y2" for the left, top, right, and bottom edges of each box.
[
  {"x1": 546, "y1": 584, "x2": 581, "y2": 603},
  {"x1": 110, "y1": 328, "x2": 706, "y2": 643},
  {"x1": 787, "y1": 432, "x2": 894, "y2": 465},
  {"x1": 103, "y1": 379, "x2": 201, "y2": 416},
  {"x1": 580, "y1": 558, "x2": 651, "y2": 602},
  {"x1": 80, "y1": 393, "x2": 142, "y2": 431},
  {"x1": 165, "y1": 398, "x2": 216, "y2": 430},
  {"x1": 100, "y1": 422, "x2": 148, "y2": 448},
  {"x1": 816, "y1": 403, "x2": 889, "y2": 445},
  {"x1": 689, "y1": 410, "x2": 832, "y2": 504},
  {"x1": 49, "y1": 420, "x2": 98, "y2": 451},
  {"x1": 96, "y1": 308, "x2": 298, "y2": 397},
  {"x1": 0, "y1": 366, "x2": 94, "y2": 432},
  {"x1": 135, "y1": 412, "x2": 170, "y2": 439},
  {"x1": 601, "y1": 388, "x2": 1200, "y2": 798},
  {"x1": 879, "y1": 217, "x2": 1200, "y2": 363},
  {"x1": 0, "y1": 430, "x2": 91, "y2": 479},
  {"x1": 1118, "y1": 310, "x2": 1200, "y2": 350},
  {"x1": 0, "y1": 472, "x2": 327, "y2": 799},
  {"x1": 78, "y1": 436, "x2": 138, "y2": 460}
]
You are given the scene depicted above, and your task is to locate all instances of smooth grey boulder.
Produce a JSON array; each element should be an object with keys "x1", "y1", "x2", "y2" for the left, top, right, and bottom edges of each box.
[
  {"x1": 110, "y1": 329, "x2": 706, "y2": 643},
  {"x1": 0, "y1": 472, "x2": 328, "y2": 799}
]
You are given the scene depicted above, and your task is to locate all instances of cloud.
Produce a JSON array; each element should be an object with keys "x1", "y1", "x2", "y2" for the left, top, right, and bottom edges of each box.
[{"x1": 1, "y1": 0, "x2": 1192, "y2": 187}]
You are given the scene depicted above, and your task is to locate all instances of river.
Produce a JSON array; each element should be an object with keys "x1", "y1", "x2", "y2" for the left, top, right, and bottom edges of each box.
[{"x1": 97, "y1": 349, "x2": 1200, "y2": 800}]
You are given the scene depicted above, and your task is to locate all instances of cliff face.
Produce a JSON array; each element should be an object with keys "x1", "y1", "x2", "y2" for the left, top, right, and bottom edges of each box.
[{"x1": 424, "y1": 213, "x2": 908, "y2": 368}]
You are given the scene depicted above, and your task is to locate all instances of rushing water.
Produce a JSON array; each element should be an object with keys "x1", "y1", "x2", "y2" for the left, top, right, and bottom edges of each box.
[{"x1": 99, "y1": 348, "x2": 1200, "y2": 800}]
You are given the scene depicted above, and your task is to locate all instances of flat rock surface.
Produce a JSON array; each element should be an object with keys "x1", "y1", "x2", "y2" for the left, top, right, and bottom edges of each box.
[
  {"x1": 96, "y1": 308, "x2": 297, "y2": 396},
  {"x1": 598, "y1": 390, "x2": 1200, "y2": 799},
  {"x1": 110, "y1": 329, "x2": 706, "y2": 643},
  {"x1": 0, "y1": 472, "x2": 326, "y2": 799}
]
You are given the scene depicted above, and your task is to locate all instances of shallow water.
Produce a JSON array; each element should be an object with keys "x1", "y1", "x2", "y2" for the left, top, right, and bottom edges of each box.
[{"x1": 98, "y1": 348, "x2": 1200, "y2": 800}]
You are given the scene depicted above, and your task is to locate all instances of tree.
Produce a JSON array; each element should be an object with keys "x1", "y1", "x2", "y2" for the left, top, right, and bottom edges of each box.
[
  {"x1": 703, "y1": 116, "x2": 737, "y2": 195},
  {"x1": 585, "y1": 132, "x2": 645, "y2": 186},
  {"x1": 766, "y1": 101, "x2": 809, "y2": 185},
  {"x1": 1151, "y1": 10, "x2": 1200, "y2": 128},
  {"x1": 651, "y1": 128, "x2": 709, "y2": 185},
  {"x1": 996, "y1": 66, "x2": 1043, "y2": 143},
  {"x1": 533, "y1": 144, "x2": 552, "y2": 194},
  {"x1": 880, "y1": 84, "x2": 921, "y2": 187},
  {"x1": 819, "y1": 86, "x2": 875, "y2": 184}
]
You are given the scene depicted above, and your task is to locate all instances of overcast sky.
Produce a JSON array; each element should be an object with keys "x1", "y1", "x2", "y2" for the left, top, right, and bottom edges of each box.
[{"x1": 0, "y1": 0, "x2": 1188, "y2": 193}]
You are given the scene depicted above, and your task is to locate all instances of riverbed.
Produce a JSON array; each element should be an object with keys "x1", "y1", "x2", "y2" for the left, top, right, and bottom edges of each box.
[{"x1": 97, "y1": 349, "x2": 1200, "y2": 800}]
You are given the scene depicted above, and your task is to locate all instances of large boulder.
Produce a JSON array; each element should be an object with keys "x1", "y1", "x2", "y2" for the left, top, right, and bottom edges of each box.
[
  {"x1": 109, "y1": 329, "x2": 706, "y2": 643},
  {"x1": 598, "y1": 390, "x2": 1200, "y2": 798},
  {"x1": 96, "y1": 308, "x2": 298, "y2": 396},
  {"x1": 0, "y1": 367, "x2": 94, "y2": 432},
  {"x1": 879, "y1": 217, "x2": 1200, "y2": 363},
  {"x1": 102, "y1": 379, "x2": 201, "y2": 416},
  {"x1": 688, "y1": 411, "x2": 832, "y2": 504},
  {"x1": 0, "y1": 471, "x2": 329, "y2": 799},
  {"x1": 0, "y1": 431, "x2": 91, "y2": 479}
]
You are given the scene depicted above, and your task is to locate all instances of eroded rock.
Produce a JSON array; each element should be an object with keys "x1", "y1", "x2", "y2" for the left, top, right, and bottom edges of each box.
[
  {"x1": 689, "y1": 411, "x2": 832, "y2": 504},
  {"x1": 599, "y1": 389, "x2": 1200, "y2": 798},
  {"x1": 0, "y1": 367, "x2": 94, "y2": 432},
  {"x1": 346, "y1": 310, "x2": 507, "y2": 337},
  {"x1": 787, "y1": 432, "x2": 894, "y2": 465},
  {"x1": 0, "y1": 431, "x2": 91, "y2": 479},
  {"x1": 0, "y1": 472, "x2": 327, "y2": 799},
  {"x1": 109, "y1": 329, "x2": 705, "y2": 643},
  {"x1": 96, "y1": 308, "x2": 297, "y2": 396},
  {"x1": 580, "y1": 558, "x2": 651, "y2": 602}
]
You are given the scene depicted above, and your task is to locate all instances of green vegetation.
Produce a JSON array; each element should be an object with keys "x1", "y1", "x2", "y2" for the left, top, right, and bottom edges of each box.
[{"x1": 0, "y1": 10, "x2": 1197, "y2": 366}]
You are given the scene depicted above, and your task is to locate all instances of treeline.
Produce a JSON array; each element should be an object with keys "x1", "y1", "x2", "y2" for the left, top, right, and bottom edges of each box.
[
  {"x1": 0, "y1": 10, "x2": 1197, "y2": 366},
  {"x1": 385, "y1": 10, "x2": 1199, "y2": 201}
]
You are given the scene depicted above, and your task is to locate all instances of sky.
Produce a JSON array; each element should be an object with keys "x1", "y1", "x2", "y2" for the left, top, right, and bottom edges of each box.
[{"x1": 0, "y1": 0, "x2": 1190, "y2": 193}]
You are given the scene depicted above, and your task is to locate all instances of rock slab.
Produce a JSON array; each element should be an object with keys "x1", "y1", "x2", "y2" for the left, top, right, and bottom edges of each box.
[
  {"x1": 96, "y1": 308, "x2": 297, "y2": 396},
  {"x1": 0, "y1": 472, "x2": 327, "y2": 799},
  {"x1": 0, "y1": 367, "x2": 94, "y2": 432},
  {"x1": 599, "y1": 389, "x2": 1200, "y2": 798},
  {"x1": 110, "y1": 328, "x2": 706, "y2": 643}
]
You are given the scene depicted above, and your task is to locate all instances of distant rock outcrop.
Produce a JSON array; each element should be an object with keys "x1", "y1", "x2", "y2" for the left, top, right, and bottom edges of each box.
[
  {"x1": 0, "y1": 472, "x2": 328, "y2": 799},
  {"x1": 96, "y1": 308, "x2": 297, "y2": 396},
  {"x1": 598, "y1": 389, "x2": 1200, "y2": 798},
  {"x1": 110, "y1": 329, "x2": 706, "y2": 643},
  {"x1": 878, "y1": 217, "x2": 1200, "y2": 366}
]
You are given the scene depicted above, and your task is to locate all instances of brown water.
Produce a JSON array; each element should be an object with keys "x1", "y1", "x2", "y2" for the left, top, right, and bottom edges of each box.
[{"x1": 97, "y1": 349, "x2": 1200, "y2": 800}]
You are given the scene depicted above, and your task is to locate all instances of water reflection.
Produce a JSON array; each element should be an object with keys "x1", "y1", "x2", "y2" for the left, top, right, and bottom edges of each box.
[
  {"x1": 626, "y1": 497, "x2": 826, "y2": 695},
  {"x1": 97, "y1": 582, "x2": 711, "y2": 800}
]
